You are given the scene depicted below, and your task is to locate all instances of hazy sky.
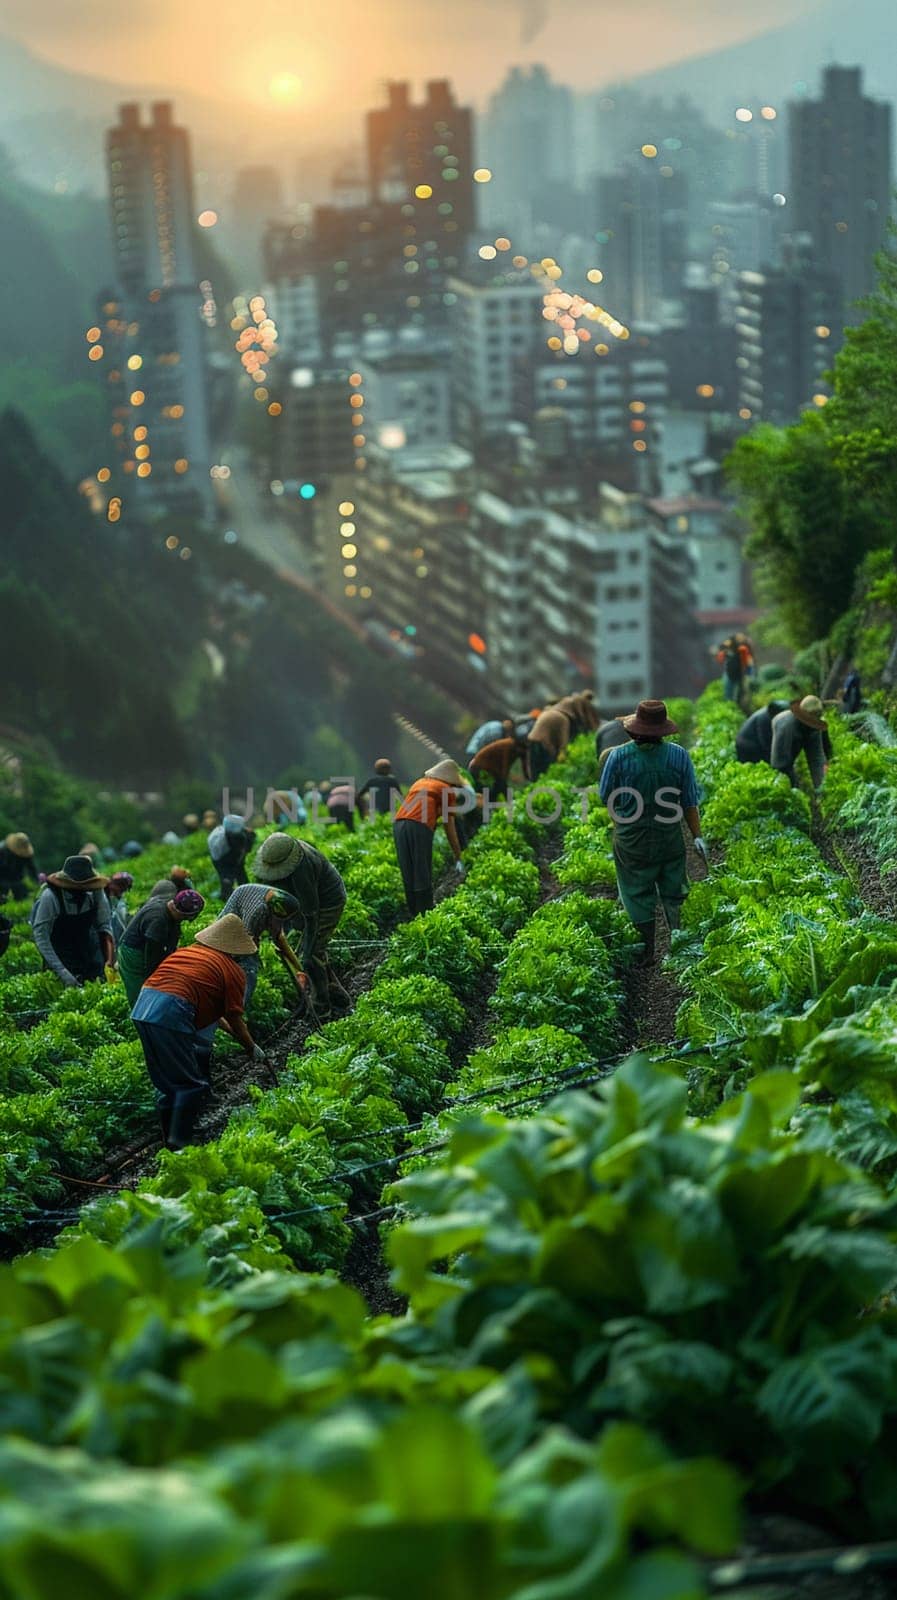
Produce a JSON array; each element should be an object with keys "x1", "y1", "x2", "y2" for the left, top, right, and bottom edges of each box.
[{"x1": 0, "y1": 0, "x2": 825, "y2": 105}]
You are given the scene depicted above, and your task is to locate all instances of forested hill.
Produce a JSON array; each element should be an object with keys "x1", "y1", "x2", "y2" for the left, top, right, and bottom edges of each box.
[
  {"x1": 726, "y1": 230, "x2": 897, "y2": 711},
  {"x1": 0, "y1": 409, "x2": 458, "y2": 789}
]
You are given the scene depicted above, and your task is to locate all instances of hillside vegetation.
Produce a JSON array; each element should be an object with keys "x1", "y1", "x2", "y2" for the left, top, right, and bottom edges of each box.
[{"x1": 727, "y1": 228, "x2": 897, "y2": 713}]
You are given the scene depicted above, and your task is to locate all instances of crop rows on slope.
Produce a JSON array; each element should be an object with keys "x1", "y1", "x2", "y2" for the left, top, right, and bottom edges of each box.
[
  {"x1": 819, "y1": 712, "x2": 897, "y2": 881},
  {"x1": 72, "y1": 748, "x2": 638, "y2": 1275},
  {"x1": 0, "y1": 817, "x2": 404, "y2": 1238},
  {"x1": 383, "y1": 684, "x2": 897, "y2": 1545},
  {"x1": 6, "y1": 692, "x2": 897, "y2": 1595},
  {"x1": 0, "y1": 736, "x2": 743, "y2": 1600}
]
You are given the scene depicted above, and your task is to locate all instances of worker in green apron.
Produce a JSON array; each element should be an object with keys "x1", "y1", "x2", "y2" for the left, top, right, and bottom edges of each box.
[{"x1": 598, "y1": 699, "x2": 708, "y2": 964}]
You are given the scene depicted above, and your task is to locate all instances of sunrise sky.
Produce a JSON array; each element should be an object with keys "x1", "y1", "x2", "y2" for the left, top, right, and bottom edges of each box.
[{"x1": 0, "y1": 0, "x2": 825, "y2": 105}]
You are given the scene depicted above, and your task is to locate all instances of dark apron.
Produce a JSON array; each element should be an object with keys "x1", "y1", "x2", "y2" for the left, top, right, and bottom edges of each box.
[{"x1": 49, "y1": 888, "x2": 105, "y2": 981}]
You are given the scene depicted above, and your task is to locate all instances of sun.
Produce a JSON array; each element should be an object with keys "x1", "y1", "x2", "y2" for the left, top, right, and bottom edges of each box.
[{"x1": 269, "y1": 72, "x2": 303, "y2": 104}]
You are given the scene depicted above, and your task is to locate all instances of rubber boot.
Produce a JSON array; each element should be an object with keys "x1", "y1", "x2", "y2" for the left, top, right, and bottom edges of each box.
[
  {"x1": 307, "y1": 957, "x2": 331, "y2": 1020},
  {"x1": 157, "y1": 1100, "x2": 172, "y2": 1146},
  {"x1": 167, "y1": 1095, "x2": 201, "y2": 1152},
  {"x1": 634, "y1": 920, "x2": 656, "y2": 967},
  {"x1": 663, "y1": 902, "x2": 682, "y2": 932},
  {"x1": 325, "y1": 964, "x2": 352, "y2": 1012}
]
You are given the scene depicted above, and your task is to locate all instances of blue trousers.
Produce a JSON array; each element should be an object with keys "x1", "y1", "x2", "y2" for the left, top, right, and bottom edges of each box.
[{"x1": 134, "y1": 1019, "x2": 209, "y2": 1118}]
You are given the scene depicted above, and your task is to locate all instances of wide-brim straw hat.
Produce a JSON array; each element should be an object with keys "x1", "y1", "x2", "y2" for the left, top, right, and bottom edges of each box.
[
  {"x1": 424, "y1": 759, "x2": 464, "y2": 786},
  {"x1": 195, "y1": 914, "x2": 258, "y2": 957},
  {"x1": 621, "y1": 699, "x2": 679, "y2": 738},
  {"x1": 791, "y1": 695, "x2": 828, "y2": 732},
  {"x1": 253, "y1": 831, "x2": 303, "y2": 881},
  {"x1": 49, "y1": 854, "x2": 110, "y2": 891},
  {"x1": 5, "y1": 832, "x2": 33, "y2": 858}
]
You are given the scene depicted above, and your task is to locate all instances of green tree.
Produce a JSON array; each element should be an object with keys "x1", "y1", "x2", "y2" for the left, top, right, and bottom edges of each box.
[
  {"x1": 726, "y1": 414, "x2": 881, "y2": 647},
  {"x1": 727, "y1": 226, "x2": 897, "y2": 650}
]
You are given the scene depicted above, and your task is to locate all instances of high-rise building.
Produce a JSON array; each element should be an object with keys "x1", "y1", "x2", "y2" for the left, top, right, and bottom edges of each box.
[
  {"x1": 105, "y1": 102, "x2": 213, "y2": 518},
  {"x1": 231, "y1": 164, "x2": 284, "y2": 276},
  {"x1": 359, "y1": 346, "x2": 453, "y2": 451},
  {"x1": 366, "y1": 80, "x2": 475, "y2": 238},
  {"x1": 480, "y1": 66, "x2": 574, "y2": 229},
  {"x1": 265, "y1": 81, "x2": 474, "y2": 356},
  {"x1": 530, "y1": 324, "x2": 668, "y2": 494},
  {"x1": 473, "y1": 481, "x2": 699, "y2": 710},
  {"x1": 353, "y1": 443, "x2": 480, "y2": 699},
  {"x1": 594, "y1": 162, "x2": 686, "y2": 324},
  {"x1": 735, "y1": 248, "x2": 843, "y2": 424},
  {"x1": 449, "y1": 264, "x2": 544, "y2": 445},
  {"x1": 662, "y1": 282, "x2": 738, "y2": 412},
  {"x1": 789, "y1": 66, "x2": 892, "y2": 311}
]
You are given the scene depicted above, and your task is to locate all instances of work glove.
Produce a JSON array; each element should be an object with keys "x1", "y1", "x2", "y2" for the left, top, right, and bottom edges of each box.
[
  {"x1": 454, "y1": 860, "x2": 466, "y2": 877},
  {"x1": 250, "y1": 1043, "x2": 268, "y2": 1064},
  {"x1": 693, "y1": 837, "x2": 709, "y2": 865},
  {"x1": 61, "y1": 971, "x2": 81, "y2": 989}
]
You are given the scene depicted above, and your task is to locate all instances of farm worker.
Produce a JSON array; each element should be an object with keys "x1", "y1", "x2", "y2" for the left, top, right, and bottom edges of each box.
[
  {"x1": 253, "y1": 833, "x2": 350, "y2": 1017},
  {"x1": 770, "y1": 697, "x2": 832, "y2": 791},
  {"x1": 268, "y1": 790, "x2": 308, "y2": 827},
  {"x1": 735, "y1": 700, "x2": 790, "y2": 765},
  {"x1": 131, "y1": 914, "x2": 267, "y2": 1150},
  {"x1": 512, "y1": 711, "x2": 539, "y2": 742},
  {"x1": 465, "y1": 717, "x2": 513, "y2": 761},
  {"x1": 527, "y1": 702, "x2": 576, "y2": 779},
  {"x1": 208, "y1": 813, "x2": 255, "y2": 898},
  {"x1": 357, "y1": 758, "x2": 404, "y2": 819},
  {"x1": 393, "y1": 759, "x2": 466, "y2": 917},
  {"x1": 118, "y1": 888, "x2": 205, "y2": 1007},
  {"x1": 120, "y1": 840, "x2": 144, "y2": 860},
  {"x1": 842, "y1": 665, "x2": 862, "y2": 715},
  {"x1": 0, "y1": 832, "x2": 40, "y2": 902},
  {"x1": 182, "y1": 813, "x2": 201, "y2": 833},
  {"x1": 326, "y1": 782, "x2": 356, "y2": 831},
  {"x1": 469, "y1": 736, "x2": 529, "y2": 799},
  {"x1": 557, "y1": 693, "x2": 600, "y2": 735},
  {"x1": 201, "y1": 810, "x2": 219, "y2": 831},
  {"x1": 596, "y1": 718, "x2": 631, "y2": 765},
  {"x1": 147, "y1": 866, "x2": 193, "y2": 902},
  {"x1": 716, "y1": 635, "x2": 754, "y2": 704},
  {"x1": 104, "y1": 871, "x2": 134, "y2": 948},
  {"x1": 32, "y1": 854, "x2": 116, "y2": 987},
  {"x1": 599, "y1": 700, "x2": 708, "y2": 966},
  {"x1": 161, "y1": 830, "x2": 181, "y2": 848},
  {"x1": 221, "y1": 884, "x2": 303, "y2": 1009}
]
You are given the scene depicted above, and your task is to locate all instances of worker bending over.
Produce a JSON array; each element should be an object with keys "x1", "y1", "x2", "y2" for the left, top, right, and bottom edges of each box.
[
  {"x1": 32, "y1": 855, "x2": 115, "y2": 987},
  {"x1": 393, "y1": 759, "x2": 466, "y2": 916},
  {"x1": 253, "y1": 833, "x2": 349, "y2": 1017},
  {"x1": 118, "y1": 888, "x2": 205, "y2": 1006},
  {"x1": 222, "y1": 883, "x2": 302, "y2": 1009},
  {"x1": 131, "y1": 914, "x2": 267, "y2": 1149},
  {"x1": 770, "y1": 696, "x2": 831, "y2": 790},
  {"x1": 735, "y1": 700, "x2": 790, "y2": 766}
]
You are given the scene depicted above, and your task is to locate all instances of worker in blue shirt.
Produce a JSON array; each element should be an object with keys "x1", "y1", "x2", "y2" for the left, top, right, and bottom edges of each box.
[{"x1": 599, "y1": 699, "x2": 708, "y2": 965}]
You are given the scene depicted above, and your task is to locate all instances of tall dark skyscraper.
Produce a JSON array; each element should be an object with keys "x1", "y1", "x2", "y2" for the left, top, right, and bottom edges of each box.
[
  {"x1": 594, "y1": 161, "x2": 686, "y2": 324},
  {"x1": 105, "y1": 102, "x2": 213, "y2": 517},
  {"x1": 482, "y1": 65, "x2": 573, "y2": 224},
  {"x1": 789, "y1": 65, "x2": 892, "y2": 312},
  {"x1": 735, "y1": 247, "x2": 843, "y2": 425},
  {"x1": 366, "y1": 80, "x2": 475, "y2": 237}
]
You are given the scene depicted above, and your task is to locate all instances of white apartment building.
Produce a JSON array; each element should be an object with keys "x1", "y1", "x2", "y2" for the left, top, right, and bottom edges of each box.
[
  {"x1": 359, "y1": 348, "x2": 452, "y2": 450},
  {"x1": 449, "y1": 269, "x2": 544, "y2": 444},
  {"x1": 473, "y1": 483, "x2": 659, "y2": 713}
]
